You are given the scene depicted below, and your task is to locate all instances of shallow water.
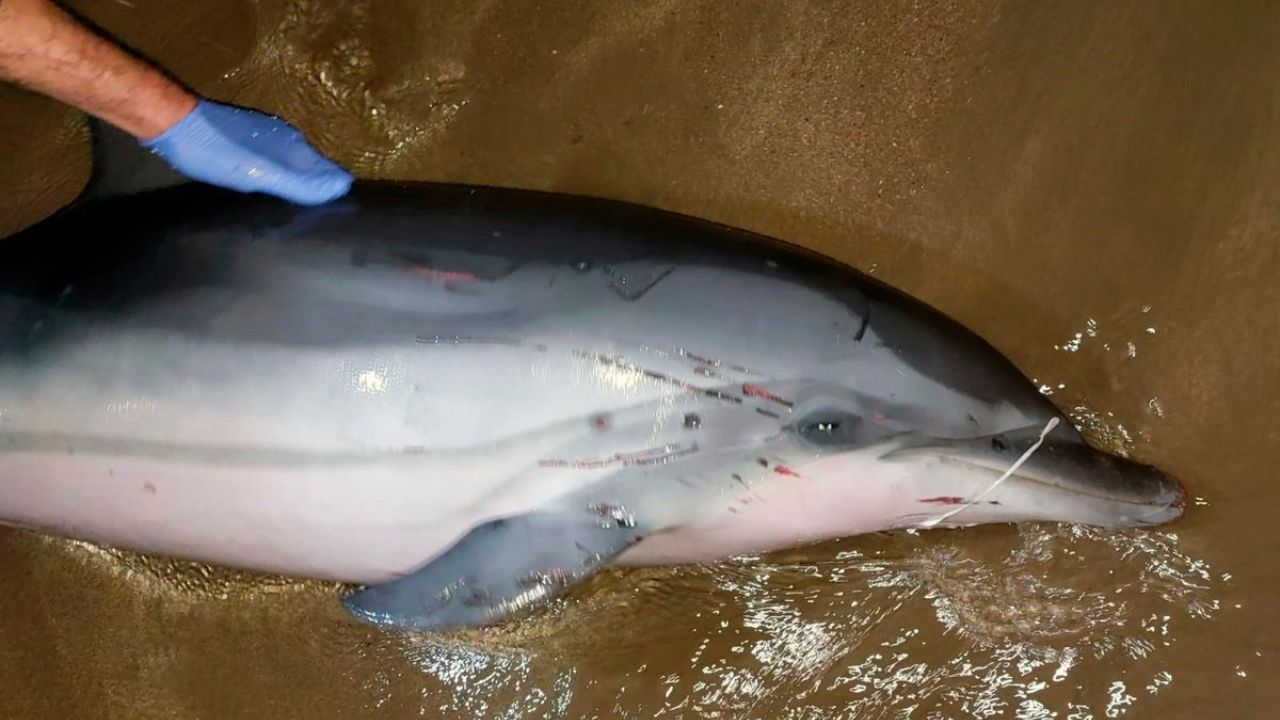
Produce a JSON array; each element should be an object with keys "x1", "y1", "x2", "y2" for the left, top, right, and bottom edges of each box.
[{"x1": 1, "y1": 1, "x2": 1276, "y2": 718}]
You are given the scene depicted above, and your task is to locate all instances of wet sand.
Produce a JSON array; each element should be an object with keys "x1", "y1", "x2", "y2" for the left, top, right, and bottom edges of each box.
[{"x1": 1, "y1": 1, "x2": 1276, "y2": 717}]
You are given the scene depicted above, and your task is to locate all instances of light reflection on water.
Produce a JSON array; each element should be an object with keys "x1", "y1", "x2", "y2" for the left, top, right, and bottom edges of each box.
[{"x1": 372, "y1": 522, "x2": 1220, "y2": 719}]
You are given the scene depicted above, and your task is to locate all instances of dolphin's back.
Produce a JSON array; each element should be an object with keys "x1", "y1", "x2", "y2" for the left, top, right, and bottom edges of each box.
[{"x1": 1, "y1": 181, "x2": 1053, "y2": 413}]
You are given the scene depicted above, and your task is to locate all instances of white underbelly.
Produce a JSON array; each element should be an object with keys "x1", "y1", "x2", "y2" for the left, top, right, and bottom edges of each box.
[
  {"x1": 617, "y1": 453, "x2": 912, "y2": 565},
  {"x1": 0, "y1": 450, "x2": 491, "y2": 584}
]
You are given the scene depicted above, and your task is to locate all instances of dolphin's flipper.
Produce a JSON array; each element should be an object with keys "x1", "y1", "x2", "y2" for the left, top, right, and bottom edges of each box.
[{"x1": 342, "y1": 508, "x2": 647, "y2": 631}]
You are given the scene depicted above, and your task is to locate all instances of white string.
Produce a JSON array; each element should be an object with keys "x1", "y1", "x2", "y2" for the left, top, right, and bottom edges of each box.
[{"x1": 919, "y1": 416, "x2": 1061, "y2": 529}]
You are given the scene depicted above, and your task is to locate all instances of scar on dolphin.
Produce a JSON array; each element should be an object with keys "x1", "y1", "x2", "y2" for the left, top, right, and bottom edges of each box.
[{"x1": 917, "y1": 496, "x2": 1000, "y2": 506}]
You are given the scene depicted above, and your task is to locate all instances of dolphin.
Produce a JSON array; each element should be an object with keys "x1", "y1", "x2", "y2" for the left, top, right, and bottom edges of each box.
[{"x1": 0, "y1": 128, "x2": 1185, "y2": 631}]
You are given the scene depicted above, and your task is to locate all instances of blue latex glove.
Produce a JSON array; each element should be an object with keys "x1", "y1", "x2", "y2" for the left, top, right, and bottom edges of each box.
[{"x1": 141, "y1": 99, "x2": 353, "y2": 206}]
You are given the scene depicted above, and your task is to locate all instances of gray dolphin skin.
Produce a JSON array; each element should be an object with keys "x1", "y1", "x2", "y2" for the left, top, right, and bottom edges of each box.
[{"x1": 0, "y1": 143, "x2": 1185, "y2": 632}]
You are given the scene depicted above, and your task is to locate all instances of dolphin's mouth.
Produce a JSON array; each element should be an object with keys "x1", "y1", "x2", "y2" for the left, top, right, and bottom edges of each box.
[
  {"x1": 933, "y1": 454, "x2": 1186, "y2": 526},
  {"x1": 887, "y1": 426, "x2": 1187, "y2": 529}
]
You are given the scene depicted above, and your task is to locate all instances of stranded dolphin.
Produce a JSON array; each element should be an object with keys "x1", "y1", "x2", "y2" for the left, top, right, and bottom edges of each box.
[{"x1": 0, "y1": 132, "x2": 1185, "y2": 632}]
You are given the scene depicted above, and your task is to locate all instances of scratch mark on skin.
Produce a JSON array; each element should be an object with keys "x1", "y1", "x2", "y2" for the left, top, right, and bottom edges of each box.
[
  {"x1": 742, "y1": 384, "x2": 794, "y2": 408},
  {"x1": 142, "y1": 482, "x2": 157, "y2": 494},
  {"x1": 729, "y1": 473, "x2": 767, "y2": 505},
  {"x1": 605, "y1": 264, "x2": 674, "y2": 300},
  {"x1": 416, "y1": 336, "x2": 549, "y2": 353},
  {"x1": 674, "y1": 348, "x2": 761, "y2": 376},
  {"x1": 443, "y1": 282, "x2": 479, "y2": 295},
  {"x1": 773, "y1": 465, "x2": 801, "y2": 478},
  {"x1": 577, "y1": 351, "x2": 744, "y2": 404},
  {"x1": 540, "y1": 443, "x2": 699, "y2": 469},
  {"x1": 755, "y1": 407, "x2": 781, "y2": 419},
  {"x1": 406, "y1": 267, "x2": 481, "y2": 283},
  {"x1": 916, "y1": 497, "x2": 1002, "y2": 506}
]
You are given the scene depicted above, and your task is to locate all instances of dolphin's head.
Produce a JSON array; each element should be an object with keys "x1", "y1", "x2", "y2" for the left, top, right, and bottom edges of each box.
[
  {"x1": 744, "y1": 294, "x2": 1191, "y2": 534},
  {"x1": 760, "y1": 384, "x2": 1186, "y2": 536},
  {"x1": 618, "y1": 392, "x2": 1186, "y2": 567},
  {"x1": 591, "y1": 272, "x2": 1187, "y2": 566}
]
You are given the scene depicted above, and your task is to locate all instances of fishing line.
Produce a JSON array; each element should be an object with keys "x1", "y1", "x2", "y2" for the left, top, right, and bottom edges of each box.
[{"x1": 919, "y1": 416, "x2": 1061, "y2": 529}]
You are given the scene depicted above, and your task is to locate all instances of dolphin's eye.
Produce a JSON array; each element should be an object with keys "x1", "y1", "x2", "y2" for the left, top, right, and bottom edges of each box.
[{"x1": 796, "y1": 409, "x2": 863, "y2": 446}]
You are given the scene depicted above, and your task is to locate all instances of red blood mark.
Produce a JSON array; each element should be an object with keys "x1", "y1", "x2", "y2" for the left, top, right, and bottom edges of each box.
[
  {"x1": 919, "y1": 496, "x2": 965, "y2": 505},
  {"x1": 142, "y1": 482, "x2": 157, "y2": 495},
  {"x1": 407, "y1": 267, "x2": 480, "y2": 283},
  {"x1": 591, "y1": 414, "x2": 610, "y2": 431},
  {"x1": 742, "y1": 383, "x2": 794, "y2": 407},
  {"x1": 773, "y1": 465, "x2": 802, "y2": 478}
]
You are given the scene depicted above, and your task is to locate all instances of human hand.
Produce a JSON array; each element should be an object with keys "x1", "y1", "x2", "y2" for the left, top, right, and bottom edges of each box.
[{"x1": 141, "y1": 99, "x2": 353, "y2": 206}]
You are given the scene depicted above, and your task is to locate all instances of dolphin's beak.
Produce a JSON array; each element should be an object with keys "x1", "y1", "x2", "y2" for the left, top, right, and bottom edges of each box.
[{"x1": 889, "y1": 425, "x2": 1187, "y2": 529}]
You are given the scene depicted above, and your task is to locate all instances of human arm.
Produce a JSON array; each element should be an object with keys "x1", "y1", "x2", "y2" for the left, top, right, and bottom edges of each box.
[
  {"x1": 0, "y1": 0, "x2": 193, "y2": 137},
  {"x1": 0, "y1": 0, "x2": 352, "y2": 205}
]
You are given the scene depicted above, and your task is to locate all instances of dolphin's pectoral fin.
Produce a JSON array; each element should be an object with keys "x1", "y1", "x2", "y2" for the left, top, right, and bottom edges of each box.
[{"x1": 341, "y1": 509, "x2": 646, "y2": 632}]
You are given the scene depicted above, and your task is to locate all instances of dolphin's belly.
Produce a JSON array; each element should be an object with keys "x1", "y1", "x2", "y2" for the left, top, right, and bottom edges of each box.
[{"x1": 0, "y1": 449, "x2": 477, "y2": 583}]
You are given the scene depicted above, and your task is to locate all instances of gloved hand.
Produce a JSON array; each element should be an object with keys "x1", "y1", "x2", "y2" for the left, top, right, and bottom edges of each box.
[{"x1": 141, "y1": 99, "x2": 353, "y2": 206}]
